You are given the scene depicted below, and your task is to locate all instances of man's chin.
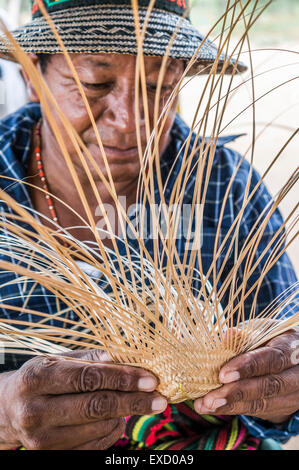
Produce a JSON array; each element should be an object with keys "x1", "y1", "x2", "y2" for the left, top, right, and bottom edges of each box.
[{"x1": 90, "y1": 163, "x2": 141, "y2": 185}]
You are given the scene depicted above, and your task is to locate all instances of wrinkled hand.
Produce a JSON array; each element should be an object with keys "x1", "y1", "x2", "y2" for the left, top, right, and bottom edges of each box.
[
  {"x1": 194, "y1": 329, "x2": 299, "y2": 423},
  {"x1": 0, "y1": 350, "x2": 167, "y2": 450}
]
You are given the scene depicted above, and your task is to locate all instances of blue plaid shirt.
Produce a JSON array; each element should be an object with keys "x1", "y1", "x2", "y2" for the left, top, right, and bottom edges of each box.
[{"x1": 0, "y1": 103, "x2": 298, "y2": 443}]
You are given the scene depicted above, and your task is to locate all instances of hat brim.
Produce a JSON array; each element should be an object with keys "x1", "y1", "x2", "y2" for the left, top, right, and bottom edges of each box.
[{"x1": 0, "y1": 5, "x2": 247, "y2": 76}]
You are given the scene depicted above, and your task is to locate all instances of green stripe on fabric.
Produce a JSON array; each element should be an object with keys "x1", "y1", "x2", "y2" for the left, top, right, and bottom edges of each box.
[
  {"x1": 164, "y1": 422, "x2": 176, "y2": 431},
  {"x1": 184, "y1": 399, "x2": 195, "y2": 410},
  {"x1": 204, "y1": 429, "x2": 218, "y2": 450}
]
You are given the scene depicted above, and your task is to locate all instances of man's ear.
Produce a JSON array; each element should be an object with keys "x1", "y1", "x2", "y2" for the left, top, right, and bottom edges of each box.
[{"x1": 21, "y1": 53, "x2": 41, "y2": 103}]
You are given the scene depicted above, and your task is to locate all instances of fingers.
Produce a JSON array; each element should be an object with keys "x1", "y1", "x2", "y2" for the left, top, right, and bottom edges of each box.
[
  {"x1": 195, "y1": 392, "x2": 298, "y2": 420},
  {"x1": 45, "y1": 390, "x2": 167, "y2": 426},
  {"x1": 54, "y1": 419, "x2": 122, "y2": 449},
  {"x1": 72, "y1": 419, "x2": 126, "y2": 450},
  {"x1": 17, "y1": 355, "x2": 158, "y2": 396},
  {"x1": 194, "y1": 365, "x2": 299, "y2": 413},
  {"x1": 219, "y1": 329, "x2": 299, "y2": 383},
  {"x1": 21, "y1": 418, "x2": 121, "y2": 450}
]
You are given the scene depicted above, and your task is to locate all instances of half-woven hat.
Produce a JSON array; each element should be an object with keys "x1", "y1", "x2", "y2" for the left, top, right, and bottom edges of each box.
[{"x1": 0, "y1": 0, "x2": 247, "y2": 75}]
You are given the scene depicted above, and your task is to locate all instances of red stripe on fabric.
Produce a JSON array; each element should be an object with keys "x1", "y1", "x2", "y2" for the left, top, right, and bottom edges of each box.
[
  {"x1": 217, "y1": 415, "x2": 233, "y2": 422},
  {"x1": 177, "y1": 423, "x2": 199, "y2": 437},
  {"x1": 214, "y1": 428, "x2": 227, "y2": 450},
  {"x1": 145, "y1": 406, "x2": 173, "y2": 447},
  {"x1": 175, "y1": 403, "x2": 203, "y2": 422},
  {"x1": 113, "y1": 438, "x2": 130, "y2": 447},
  {"x1": 168, "y1": 436, "x2": 200, "y2": 450},
  {"x1": 164, "y1": 405, "x2": 172, "y2": 419},
  {"x1": 154, "y1": 430, "x2": 180, "y2": 440}
]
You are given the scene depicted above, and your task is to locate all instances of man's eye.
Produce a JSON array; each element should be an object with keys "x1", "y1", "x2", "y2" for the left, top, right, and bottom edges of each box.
[
  {"x1": 80, "y1": 81, "x2": 111, "y2": 90},
  {"x1": 146, "y1": 83, "x2": 171, "y2": 93}
]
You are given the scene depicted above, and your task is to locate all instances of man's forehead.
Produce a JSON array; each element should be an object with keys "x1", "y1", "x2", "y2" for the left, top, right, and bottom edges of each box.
[{"x1": 71, "y1": 53, "x2": 181, "y2": 71}]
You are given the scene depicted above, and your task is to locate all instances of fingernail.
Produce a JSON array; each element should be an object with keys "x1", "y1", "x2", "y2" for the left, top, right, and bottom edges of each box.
[
  {"x1": 205, "y1": 396, "x2": 226, "y2": 409},
  {"x1": 194, "y1": 400, "x2": 216, "y2": 414},
  {"x1": 194, "y1": 399, "x2": 202, "y2": 413},
  {"x1": 213, "y1": 398, "x2": 227, "y2": 409},
  {"x1": 138, "y1": 376, "x2": 157, "y2": 391},
  {"x1": 221, "y1": 371, "x2": 240, "y2": 383},
  {"x1": 99, "y1": 351, "x2": 112, "y2": 362},
  {"x1": 152, "y1": 397, "x2": 168, "y2": 412}
]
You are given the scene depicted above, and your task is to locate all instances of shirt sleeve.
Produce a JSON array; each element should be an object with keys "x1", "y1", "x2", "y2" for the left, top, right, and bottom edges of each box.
[{"x1": 240, "y1": 412, "x2": 299, "y2": 443}]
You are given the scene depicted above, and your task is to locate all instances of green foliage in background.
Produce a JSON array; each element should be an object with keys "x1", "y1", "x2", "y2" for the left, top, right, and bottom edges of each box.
[{"x1": 191, "y1": 0, "x2": 299, "y2": 45}]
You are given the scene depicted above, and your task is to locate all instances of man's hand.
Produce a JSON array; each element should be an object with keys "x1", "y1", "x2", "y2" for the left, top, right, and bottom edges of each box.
[
  {"x1": 194, "y1": 329, "x2": 299, "y2": 423},
  {"x1": 0, "y1": 350, "x2": 167, "y2": 450}
]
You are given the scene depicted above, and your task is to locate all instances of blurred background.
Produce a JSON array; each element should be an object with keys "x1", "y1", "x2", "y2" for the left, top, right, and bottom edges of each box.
[
  {"x1": 185, "y1": 0, "x2": 299, "y2": 280},
  {"x1": 0, "y1": 0, "x2": 298, "y2": 451}
]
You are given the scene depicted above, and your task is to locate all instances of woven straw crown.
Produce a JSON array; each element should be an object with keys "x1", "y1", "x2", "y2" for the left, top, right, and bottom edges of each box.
[{"x1": 0, "y1": 0, "x2": 247, "y2": 75}]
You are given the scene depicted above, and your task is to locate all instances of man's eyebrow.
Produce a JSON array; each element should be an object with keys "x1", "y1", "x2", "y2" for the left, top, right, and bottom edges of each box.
[
  {"x1": 148, "y1": 61, "x2": 163, "y2": 72},
  {"x1": 78, "y1": 57, "x2": 112, "y2": 68},
  {"x1": 146, "y1": 60, "x2": 179, "y2": 73}
]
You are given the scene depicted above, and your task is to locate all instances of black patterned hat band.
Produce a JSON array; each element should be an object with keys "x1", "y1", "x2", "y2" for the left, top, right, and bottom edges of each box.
[{"x1": 0, "y1": 0, "x2": 247, "y2": 75}]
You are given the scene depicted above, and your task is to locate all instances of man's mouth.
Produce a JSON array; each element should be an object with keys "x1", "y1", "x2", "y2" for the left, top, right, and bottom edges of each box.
[{"x1": 102, "y1": 145, "x2": 140, "y2": 161}]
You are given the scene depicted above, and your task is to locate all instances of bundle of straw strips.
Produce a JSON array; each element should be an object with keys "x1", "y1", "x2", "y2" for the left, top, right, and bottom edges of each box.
[{"x1": 0, "y1": 0, "x2": 298, "y2": 403}]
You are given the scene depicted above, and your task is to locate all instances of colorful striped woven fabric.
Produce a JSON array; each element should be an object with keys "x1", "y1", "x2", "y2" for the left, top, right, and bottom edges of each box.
[{"x1": 113, "y1": 401, "x2": 261, "y2": 450}]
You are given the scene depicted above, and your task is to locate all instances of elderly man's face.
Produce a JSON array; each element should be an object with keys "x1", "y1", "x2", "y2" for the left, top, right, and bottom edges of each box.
[{"x1": 31, "y1": 53, "x2": 184, "y2": 184}]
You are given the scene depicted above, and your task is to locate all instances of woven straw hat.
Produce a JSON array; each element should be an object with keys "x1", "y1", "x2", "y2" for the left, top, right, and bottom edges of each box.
[{"x1": 0, "y1": 0, "x2": 247, "y2": 75}]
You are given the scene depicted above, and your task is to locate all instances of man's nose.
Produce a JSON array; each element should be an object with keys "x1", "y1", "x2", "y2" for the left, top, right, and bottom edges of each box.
[{"x1": 102, "y1": 85, "x2": 145, "y2": 134}]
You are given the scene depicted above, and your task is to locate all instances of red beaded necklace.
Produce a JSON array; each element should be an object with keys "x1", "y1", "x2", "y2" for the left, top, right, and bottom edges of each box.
[{"x1": 34, "y1": 120, "x2": 68, "y2": 247}]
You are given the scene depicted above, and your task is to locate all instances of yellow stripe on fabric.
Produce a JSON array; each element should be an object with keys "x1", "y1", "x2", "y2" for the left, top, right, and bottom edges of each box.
[
  {"x1": 164, "y1": 422, "x2": 176, "y2": 431},
  {"x1": 201, "y1": 414, "x2": 222, "y2": 425},
  {"x1": 155, "y1": 439, "x2": 178, "y2": 450},
  {"x1": 132, "y1": 415, "x2": 155, "y2": 442},
  {"x1": 226, "y1": 417, "x2": 239, "y2": 450}
]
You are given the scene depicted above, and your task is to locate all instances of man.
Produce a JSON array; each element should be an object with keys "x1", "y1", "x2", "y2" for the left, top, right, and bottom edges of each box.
[{"x1": 0, "y1": 0, "x2": 298, "y2": 450}]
